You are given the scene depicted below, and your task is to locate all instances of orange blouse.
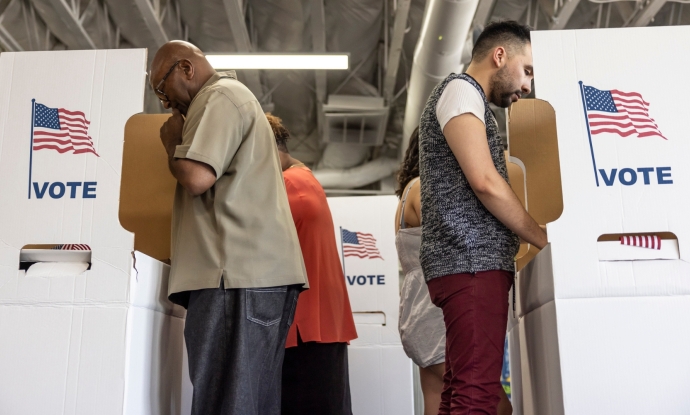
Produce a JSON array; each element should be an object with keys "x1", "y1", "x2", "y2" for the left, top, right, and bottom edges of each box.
[{"x1": 283, "y1": 167, "x2": 358, "y2": 347}]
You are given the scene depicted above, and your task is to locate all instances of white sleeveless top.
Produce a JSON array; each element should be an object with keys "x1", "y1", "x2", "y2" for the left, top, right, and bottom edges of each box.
[{"x1": 395, "y1": 178, "x2": 446, "y2": 367}]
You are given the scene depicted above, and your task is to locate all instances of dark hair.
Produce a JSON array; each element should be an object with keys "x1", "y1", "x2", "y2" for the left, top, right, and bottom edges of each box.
[
  {"x1": 396, "y1": 127, "x2": 420, "y2": 199},
  {"x1": 265, "y1": 112, "x2": 290, "y2": 152},
  {"x1": 471, "y1": 20, "x2": 531, "y2": 62}
]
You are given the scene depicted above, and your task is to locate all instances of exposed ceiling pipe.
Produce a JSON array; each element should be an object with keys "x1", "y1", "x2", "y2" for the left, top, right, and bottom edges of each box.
[
  {"x1": 401, "y1": 0, "x2": 480, "y2": 158},
  {"x1": 313, "y1": 157, "x2": 400, "y2": 189}
]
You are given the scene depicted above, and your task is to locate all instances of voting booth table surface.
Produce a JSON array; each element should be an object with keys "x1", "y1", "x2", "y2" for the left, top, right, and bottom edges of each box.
[
  {"x1": 0, "y1": 49, "x2": 192, "y2": 415},
  {"x1": 507, "y1": 26, "x2": 690, "y2": 415}
]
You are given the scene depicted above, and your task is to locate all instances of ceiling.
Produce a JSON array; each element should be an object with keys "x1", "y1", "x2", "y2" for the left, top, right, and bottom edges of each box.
[{"x1": 0, "y1": 0, "x2": 686, "y2": 176}]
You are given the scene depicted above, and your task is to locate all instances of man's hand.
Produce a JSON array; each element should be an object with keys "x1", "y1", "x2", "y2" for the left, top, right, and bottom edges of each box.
[
  {"x1": 160, "y1": 109, "x2": 184, "y2": 157},
  {"x1": 159, "y1": 108, "x2": 216, "y2": 196},
  {"x1": 522, "y1": 225, "x2": 548, "y2": 246}
]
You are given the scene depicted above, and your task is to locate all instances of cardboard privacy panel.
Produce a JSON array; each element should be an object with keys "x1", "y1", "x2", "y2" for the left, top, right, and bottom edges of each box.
[
  {"x1": 327, "y1": 195, "x2": 414, "y2": 415},
  {"x1": 327, "y1": 196, "x2": 401, "y2": 343},
  {"x1": 0, "y1": 49, "x2": 146, "y2": 291},
  {"x1": 120, "y1": 114, "x2": 176, "y2": 262},
  {"x1": 506, "y1": 158, "x2": 530, "y2": 263},
  {"x1": 507, "y1": 99, "x2": 564, "y2": 270},
  {"x1": 508, "y1": 27, "x2": 690, "y2": 415},
  {"x1": 531, "y1": 26, "x2": 690, "y2": 299},
  {"x1": 507, "y1": 99, "x2": 563, "y2": 225},
  {"x1": 0, "y1": 49, "x2": 191, "y2": 415}
]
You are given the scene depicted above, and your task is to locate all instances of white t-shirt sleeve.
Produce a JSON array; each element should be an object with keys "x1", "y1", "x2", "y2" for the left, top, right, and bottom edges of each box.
[{"x1": 436, "y1": 79, "x2": 485, "y2": 132}]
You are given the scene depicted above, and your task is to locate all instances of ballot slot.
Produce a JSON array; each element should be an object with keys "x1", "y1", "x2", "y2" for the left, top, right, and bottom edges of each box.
[
  {"x1": 597, "y1": 232, "x2": 679, "y2": 261},
  {"x1": 352, "y1": 311, "x2": 386, "y2": 325},
  {"x1": 19, "y1": 244, "x2": 92, "y2": 277}
]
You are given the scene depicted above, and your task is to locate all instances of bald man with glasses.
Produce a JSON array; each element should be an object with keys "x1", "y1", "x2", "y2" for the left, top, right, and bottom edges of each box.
[{"x1": 149, "y1": 41, "x2": 308, "y2": 415}]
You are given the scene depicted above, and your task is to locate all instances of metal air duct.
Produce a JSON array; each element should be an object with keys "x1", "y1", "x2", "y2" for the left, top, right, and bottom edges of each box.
[
  {"x1": 401, "y1": 0, "x2": 479, "y2": 157},
  {"x1": 313, "y1": 157, "x2": 400, "y2": 189}
]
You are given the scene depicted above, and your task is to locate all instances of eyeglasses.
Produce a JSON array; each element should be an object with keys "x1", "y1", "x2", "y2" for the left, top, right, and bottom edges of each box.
[{"x1": 154, "y1": 60, "x2": 180, "y2": 103}]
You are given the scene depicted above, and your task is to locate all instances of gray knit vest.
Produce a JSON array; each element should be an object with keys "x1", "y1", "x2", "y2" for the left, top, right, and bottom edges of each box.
[{"x1": 419, "y1": 73, "x2": 519, "y2": 281}]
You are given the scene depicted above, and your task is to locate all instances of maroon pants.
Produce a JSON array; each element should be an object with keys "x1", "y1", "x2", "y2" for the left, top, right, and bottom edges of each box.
[{"x1": 427, "y1": 270, "x2": 513, "y2": 415}]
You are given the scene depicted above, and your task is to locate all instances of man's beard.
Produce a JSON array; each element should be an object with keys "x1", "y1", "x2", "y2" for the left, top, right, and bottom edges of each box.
[{"x1": 489, "y1": 66, "x2": 520, "y2": 108}]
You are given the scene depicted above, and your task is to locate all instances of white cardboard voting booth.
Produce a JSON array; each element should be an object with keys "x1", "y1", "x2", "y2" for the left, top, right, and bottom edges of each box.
[
  {"x1": 507, "y1": 26, "x2": 690, "y2": 415},
  {"x1": 0, "y1": 50, "x2": 192, "y2": 415},
  {"x1": 328, "y1": 196, "x2": 414, "y2": 415}
]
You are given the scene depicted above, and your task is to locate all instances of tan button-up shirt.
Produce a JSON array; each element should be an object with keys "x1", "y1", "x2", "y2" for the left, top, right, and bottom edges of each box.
[{"x1": 168, "y1": 71, "x2": 307, "y2": 304}]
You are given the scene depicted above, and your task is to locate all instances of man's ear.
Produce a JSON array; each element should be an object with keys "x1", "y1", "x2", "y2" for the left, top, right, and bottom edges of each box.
[
  {"x1": 492, "y1": 46, "x2": 507, "y2": 68},
  {"x1": 179, "y1": 59, "x2": 195, "y2": 80}
]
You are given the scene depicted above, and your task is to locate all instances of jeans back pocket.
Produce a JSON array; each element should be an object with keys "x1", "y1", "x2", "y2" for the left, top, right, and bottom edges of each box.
[
  {"x1": 286, "y1": 290, "x2": 299, "y2": 327},
  {"x1": 246, "y1": 286, "x2": 287, "y2": 326}
]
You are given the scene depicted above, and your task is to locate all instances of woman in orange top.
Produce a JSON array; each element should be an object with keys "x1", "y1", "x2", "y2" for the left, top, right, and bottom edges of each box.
[{"x1": 266, "y1": 113, "x2": 358, "y2": 415}]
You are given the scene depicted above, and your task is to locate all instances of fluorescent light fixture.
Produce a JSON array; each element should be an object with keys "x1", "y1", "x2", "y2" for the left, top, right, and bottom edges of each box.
[{"x1": 206, "y1": 54, "x2": 349, "y2": 70}]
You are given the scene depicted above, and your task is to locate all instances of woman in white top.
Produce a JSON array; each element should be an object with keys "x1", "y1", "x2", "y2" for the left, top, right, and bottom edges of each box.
[{"x1": 395, "y1": 128, "x2": 512, "y2": 415}]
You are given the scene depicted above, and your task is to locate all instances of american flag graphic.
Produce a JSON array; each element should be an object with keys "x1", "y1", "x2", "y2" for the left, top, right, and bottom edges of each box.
[
  {"x1": 341, "y1": 229, "x2": 383, "y2": 260},
  {"x1": 619, "y1": 235, "x2": 661, "y2": 250},
  {"x1": 32, "y1": 102, "x2": 99, "y2": 156},
  {"x1": 582, "y1": 85, "x2": 666, "y2": 140},
  {"x1": 52, "y1": 244, "x2": 91, "y2": 250}
]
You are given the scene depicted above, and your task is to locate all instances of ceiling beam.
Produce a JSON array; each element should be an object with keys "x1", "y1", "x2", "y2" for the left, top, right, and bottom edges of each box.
[
  {"x1": 310, "y1": 0, "x2": 327, "y2": 104},
  {"x1": 0, "y1": 0, "x2": 11, "y2": 16},
  {"x1": 133, "y1": 0, "x2": 168, "y2": 47},
  {"x1": 221, "y1": 0, "x2": 262, "y2": 96},
  {"x1": 540, "y1": 0, "x2": 583, "y2": 30},
  {"x1": 223, "y1": 0, "x2": 252, "y2": 52},
  {"x1": 383, "y1": 0, "x2": 411, "y2": 105},
  {"x1": 0, "y1": 2, "x2": 22, "y2": 51},
  {"x1": 628, "y1": 0, "x2": 668, "y2": 26},
  {"x1": 0, "y1": 22, "x2": 22, "y2": 51},
  {"x1": 615, "y1": 1, "x2": 636, "y2": 22},
  {"x1": 473, "y1": 0, "x2": 497, "y2": 26},
  {"x1": 103, "y1": 0, "x2": 179, "y2": 54},
  {"x1": 29, "y1": 0, "x2": 95, "y2": 49}
]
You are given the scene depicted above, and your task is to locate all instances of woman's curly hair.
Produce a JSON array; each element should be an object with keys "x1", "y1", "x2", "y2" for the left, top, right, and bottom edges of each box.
[
  {"x1": 395, "y1": 127, "x2": 420, "y2": 199},
  {"x1": 265, "y1": 112, "x2": 290, "y2": 152}
]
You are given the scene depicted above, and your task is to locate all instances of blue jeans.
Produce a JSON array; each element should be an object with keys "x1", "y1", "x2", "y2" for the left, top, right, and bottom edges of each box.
[{"x1": 184, "y1": 283, "x2": 300, "y2": 415}]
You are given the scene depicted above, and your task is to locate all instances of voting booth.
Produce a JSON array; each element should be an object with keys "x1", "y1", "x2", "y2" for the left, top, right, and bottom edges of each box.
[
  {"x1": 0, "y1": 50, "x2": 192, "y2": 415},
  {"x1": 328, "y1": 196, "x2": 415, "y2": 415},
  {"x1": 507, "y1": 26, "x2": 690, "y2": 415}
]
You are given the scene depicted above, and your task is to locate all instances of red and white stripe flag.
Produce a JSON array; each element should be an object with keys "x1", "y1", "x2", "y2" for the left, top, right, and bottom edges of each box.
[
  {"x1": 341, "y1": 229, "x2": 383, "y2": 260},
  {"x1": 619, "y1": 235, "x2": 661, "y2": 250},
  {"x1": 52, "y1": 244, "x2": 91, "y2": 250},
  {"x1": 583, "y1": 85, "x2": 666, "y2": 140},
  {"x1": 33, "y1": 102, "x2": 99, "y2": 156}
]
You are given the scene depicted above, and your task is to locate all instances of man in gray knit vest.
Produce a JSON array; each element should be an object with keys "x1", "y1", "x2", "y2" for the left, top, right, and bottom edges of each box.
[{"x1": 418, "y1": 21, "x2": 547, "y2": 415}]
